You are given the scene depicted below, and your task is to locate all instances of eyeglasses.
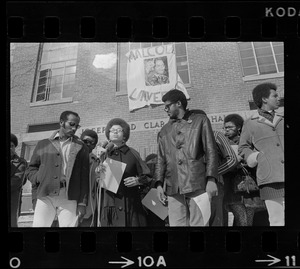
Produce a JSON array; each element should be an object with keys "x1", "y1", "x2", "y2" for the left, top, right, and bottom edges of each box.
[
  {"x1": 164, "y1": 102, "x2": 176, "y2": 111},
  {"x1": 109, "y1": 128, "x2": 123, "y2": 134},
  {"x1": 82, "y1": 139, "x2": 96, "y2": 146},
  {"x1": 67, "y1": 121, "x2": 81, "y2": 129}
]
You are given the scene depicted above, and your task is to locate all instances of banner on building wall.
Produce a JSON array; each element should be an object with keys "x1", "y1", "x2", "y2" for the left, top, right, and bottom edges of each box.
[{"x1": 126, "y1": 44, "x2": 190, "y2": 111}]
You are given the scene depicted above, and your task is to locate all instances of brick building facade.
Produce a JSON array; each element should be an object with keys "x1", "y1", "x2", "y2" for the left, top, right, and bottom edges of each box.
[{"x1": 9, "y1": 42, "x2": 284, "y2": 214}]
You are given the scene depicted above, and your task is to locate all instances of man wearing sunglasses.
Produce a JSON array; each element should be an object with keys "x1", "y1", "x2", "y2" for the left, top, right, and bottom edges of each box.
[
  {"x1": 156, "y1": 89, "x2": 219, "y2": 226},
  {"x1": 25, "y1": 110, "x2": 90, "y2": 227}
]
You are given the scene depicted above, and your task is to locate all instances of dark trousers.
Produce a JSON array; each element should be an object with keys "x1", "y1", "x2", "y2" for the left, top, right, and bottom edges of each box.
[{"x1": 209, "y1": 182, "x2": 226, "y2": 226}]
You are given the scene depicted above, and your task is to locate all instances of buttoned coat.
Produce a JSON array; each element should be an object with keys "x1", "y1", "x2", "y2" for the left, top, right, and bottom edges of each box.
[
  {"x1": 238, "y1": 111, "x2": 284, "y2": 186},
  {"x1": 156, "y1": 110, "x2": 219, "y2": 196},
  {"x1": 25, "y1": 131, "x2": 90, "y2": 205}
]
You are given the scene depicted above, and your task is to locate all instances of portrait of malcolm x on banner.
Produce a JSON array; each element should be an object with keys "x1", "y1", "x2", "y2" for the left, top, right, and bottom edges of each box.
[{"x1": 144, "y1": 56, "x2": 170, "y2": 86}]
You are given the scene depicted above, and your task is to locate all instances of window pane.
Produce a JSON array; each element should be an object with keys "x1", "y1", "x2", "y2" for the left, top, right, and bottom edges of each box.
[
  {"x1": 52, "y1": 62, "x2": 65, "y2": 69},
  {"x1": 51, "y1": 68, "x2": 64, "y2": 76},
  {"x1": 38, "y1": 77, "x2": 47, "y2": 86},
  {"x1": 41, "y1": 64, "x2": 51, "y2": 71},
  {"x1": 275, "y1": 54, "x2": 284, "y2": 65},
  {"x1": 254, "y1": 47, "x2": 273, "y2": 57},
  {"x1": 239, "y1": 49, "x2": 255, "y2": 58},
  {"x1": 36, "y1": 93, "x2": 46, "y2": 101},
  {"x1": 48, "y1": 92, "x2": 61, "y2": 101},
  {"x1": 37, "y1": 85, "x2": 46, "y2": 94},
  {"x1": 64, "y1": 74, "x2": 76, "y2": 83},
  {"x1": 40, "y1": 69, "x2": 49, "y2": 77},
  {"x1": 238, "y1": 42, "x2": 253, "y2": 50},
  {"x1": 178, "y1": 69, "x2": 189, "y2": 84},
  {"x1": 253, "y1": 42, "x2": 271, "y2": 49},
  {"x1": 49, "y1": 85, "x2": 62, "y2": 96},
  {"x1": 277, "y1": 63, "x2": 284, "y2": 72},
  {"x1": 65, "y1": 66, "x2": 76, "y2": 74},
  {"x1": 272, "y1": 42, "x2": 283, "y2": 46},
  {"x1": 177, "y1": 65, "x2": 188, "y2": 71},
  {"x1": 175, "y1": 43, "x2": 186, "y2": 56},
  {"x1": 62, "y1": 84, "x2": 73, "y2": 98},
  {"x1": 51, "y1": 75, "x2": 63, "y2": 86},
  {"x1": 273, "y1": 45, "x2": 283, "y2": 54},
  {"x1": 41, "y1": 51, "x2": 49, "y2": 64},
  {"x1": 241, "y1": 58, "x2": 256, "y2": 68},
  {"x1": 258, "y1": 64, "x2": 277, "y2": 74},
  {"x1": 176, "y1": 56, "x2": 188, "y2": 63},
  {"x1": 256, "y1": 55, "x2": 275, "y2": 66},
  {"x1": 243, "y1": 66, "x2": 258, "y2": 76}
]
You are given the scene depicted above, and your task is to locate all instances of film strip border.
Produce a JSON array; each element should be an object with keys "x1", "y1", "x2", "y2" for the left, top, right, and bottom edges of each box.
[
  {"x1": 6, "y1": 2, "x2": 300, "y2": 41},
  {"x1": 6, "y1": 1, "x2": 300, "y2": 268},
  {"x1": 9, "y1": 229, "x2": 300, "y2": 268}
]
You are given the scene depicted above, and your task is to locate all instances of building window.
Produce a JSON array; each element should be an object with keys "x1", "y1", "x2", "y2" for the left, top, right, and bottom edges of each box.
[
  {"x1": 117, "y1": 42, "x2": 191, "y2": 94},
  {"x1": 28, "y1": 122, "x2": 60, "y2": 133},
  {"x1": 32, "y1": 43, "x2": 78, "y2": 103},
  {"x1": 237, "y1": 42, "x2": 283, "y2": 78}
]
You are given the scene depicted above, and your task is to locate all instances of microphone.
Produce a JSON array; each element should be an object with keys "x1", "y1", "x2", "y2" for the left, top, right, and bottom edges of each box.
[{"x1": 98, "y1": 141, "x2": 114, "y2": 161}]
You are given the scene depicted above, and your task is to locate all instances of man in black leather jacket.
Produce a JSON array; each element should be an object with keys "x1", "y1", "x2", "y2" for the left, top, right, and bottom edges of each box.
[{"x1": 155, "y1": 89, "x2": 219, "y2": 226}]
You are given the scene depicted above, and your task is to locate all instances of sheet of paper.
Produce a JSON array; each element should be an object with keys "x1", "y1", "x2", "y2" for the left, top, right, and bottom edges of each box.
[
  {"x1": 192, "y1": 192, "x2": 211, "y2": 226},
  {"x1": 101, "y1": 157, "x2": 127, "y2": 194},
  {"x1": 70, "y1": 215, "x2": 78, "y2": 227}
]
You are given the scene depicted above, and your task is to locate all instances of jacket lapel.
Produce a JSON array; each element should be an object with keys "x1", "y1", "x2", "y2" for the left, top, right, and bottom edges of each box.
[
  {"x1": 48, "y1": 130, "x2": 63, "y2": 155},
  {"x1": 65, "y1": 140, "x2": 83, "y2": 182},
  {"x1": 251, "y1": 111, "x2": 279, "y2": 128},
  {"x1": 273, "y1": 113, "x2": 284, "y2": 128}
]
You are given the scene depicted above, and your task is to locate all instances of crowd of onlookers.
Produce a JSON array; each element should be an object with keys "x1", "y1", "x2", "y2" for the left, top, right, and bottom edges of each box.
[{"x1": 10, "y1": 82, "x2": 284, "y2": 227}]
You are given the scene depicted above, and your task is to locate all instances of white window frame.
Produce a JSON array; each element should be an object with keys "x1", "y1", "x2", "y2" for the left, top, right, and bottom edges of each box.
[
  {"x1": 237, "y1": 42, "x2": 284, "y2": 82},
  {"x1": 31, "y1": 43, "x2": 78, "y2": 105}
]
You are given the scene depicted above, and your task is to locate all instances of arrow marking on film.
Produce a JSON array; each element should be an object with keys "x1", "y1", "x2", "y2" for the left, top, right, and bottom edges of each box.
[
  {"x1": 109, "y1": 256, "x2": 134, "y2": 268},
  {"x1": 255, "y1": 255, "x2": 281, "y2": 266}
]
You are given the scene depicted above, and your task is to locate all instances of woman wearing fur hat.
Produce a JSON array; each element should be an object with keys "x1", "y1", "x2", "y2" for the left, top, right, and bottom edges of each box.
[{"x1": 100, "y1": 118, "x2": 152, "y2": 227}]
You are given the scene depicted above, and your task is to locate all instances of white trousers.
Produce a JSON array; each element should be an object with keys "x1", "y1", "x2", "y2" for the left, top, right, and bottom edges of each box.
[
  {"x1": 265, "y1": 197, "x2": 285, "y2": 226},
  {"x1": 32, "y1": 188, "x2": 77, "y2": 227}
]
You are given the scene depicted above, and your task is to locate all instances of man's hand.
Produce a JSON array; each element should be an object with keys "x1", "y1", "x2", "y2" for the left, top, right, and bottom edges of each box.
[
  {"x1": 206, "y1": 177, "x2": 218, "y2": 201},
  {"x1": 77, "y1": 205, "x2": 86, "y2": 222},
  {"x1": 157, "y1": 185, "x2": 167, "y2": 205}
]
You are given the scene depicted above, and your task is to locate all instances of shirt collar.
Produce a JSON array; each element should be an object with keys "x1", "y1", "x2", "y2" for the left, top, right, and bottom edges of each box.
[{"x1": 54, "y1": 132, "x2": 72, "y2": 142}]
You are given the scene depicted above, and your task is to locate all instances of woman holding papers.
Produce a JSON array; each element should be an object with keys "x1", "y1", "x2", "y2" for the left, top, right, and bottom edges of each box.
[
  {"x1": 100, "y1": 118, "x2": 152, "y2": 227},
  {"x1": 223, "y1": 114, "x2": 266, "y2": 226}
]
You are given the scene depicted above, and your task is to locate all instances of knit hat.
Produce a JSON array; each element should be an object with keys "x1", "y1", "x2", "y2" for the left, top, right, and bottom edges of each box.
[{"x1": 80, "y1": 129, "x2": 98, "y2": 145}]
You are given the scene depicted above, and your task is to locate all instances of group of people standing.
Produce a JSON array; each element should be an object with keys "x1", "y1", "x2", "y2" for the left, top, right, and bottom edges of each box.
[{"x1": 10, "y1": 82, "x2": 284, "y2": 227}]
